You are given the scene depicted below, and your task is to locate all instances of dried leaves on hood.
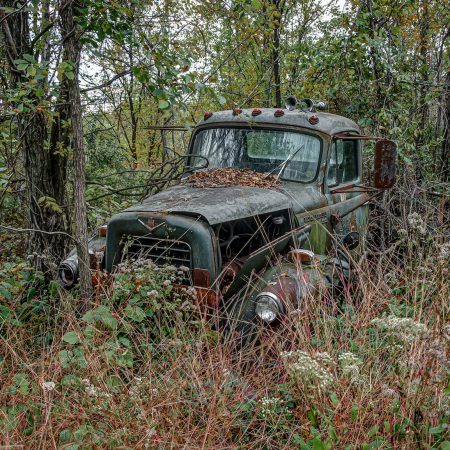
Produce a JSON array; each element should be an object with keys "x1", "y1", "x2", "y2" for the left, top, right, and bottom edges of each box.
[{"x1": 186, "y1": 168, "x2": 281, "y2": 189}]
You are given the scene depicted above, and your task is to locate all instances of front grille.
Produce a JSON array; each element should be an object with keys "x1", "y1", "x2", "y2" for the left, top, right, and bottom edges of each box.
[{"x1": 121, "y1": 234, "x2": 192, "y2": 268}]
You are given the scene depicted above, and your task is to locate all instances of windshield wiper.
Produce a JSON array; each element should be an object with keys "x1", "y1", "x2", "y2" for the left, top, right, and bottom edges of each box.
[{"x1": 265, "y1": 145, "x2": 304, "y2": 180}]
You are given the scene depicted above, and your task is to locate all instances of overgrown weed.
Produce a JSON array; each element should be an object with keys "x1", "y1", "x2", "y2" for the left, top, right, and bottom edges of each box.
[{"x1": 0, "y1": 203, "x2": 449, "y2": 448}]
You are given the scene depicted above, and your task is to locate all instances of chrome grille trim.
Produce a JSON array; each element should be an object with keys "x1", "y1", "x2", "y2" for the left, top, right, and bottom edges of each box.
[{"x1": 121, "y1": 235, "x2": 192, "y2": 268}]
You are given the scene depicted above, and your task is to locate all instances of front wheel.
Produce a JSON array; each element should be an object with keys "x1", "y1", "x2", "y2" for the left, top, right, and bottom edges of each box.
[{"x1": 224, "y1": 293, "x2": 261, "y2": 349}]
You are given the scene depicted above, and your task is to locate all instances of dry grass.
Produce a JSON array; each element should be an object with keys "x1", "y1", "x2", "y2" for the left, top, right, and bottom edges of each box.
[{"x1": 0, "y1": 193, "x2": 449, "y2": 449}]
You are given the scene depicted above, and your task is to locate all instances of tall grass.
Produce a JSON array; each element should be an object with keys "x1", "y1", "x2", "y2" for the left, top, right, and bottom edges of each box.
[{"x1": 1, "y1": 192, "x2": 449, "y2": 449}]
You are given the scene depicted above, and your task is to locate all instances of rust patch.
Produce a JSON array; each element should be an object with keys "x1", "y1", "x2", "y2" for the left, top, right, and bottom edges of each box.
[
  {"x1": 173, "y1": 284, "x2": 220, "y2": 310},
  {"x1": 219, "y1": 260, "x2": 243, "y2": 292},
  {"x1": 266, "y1": 276, "x2": 299, "y2": 303},
  {"x1": 194, "y1": 286, "x2": 220, "y2": 308},
  {"x1": 192, "y1": 268, "x2": 211, "y2": 287}
]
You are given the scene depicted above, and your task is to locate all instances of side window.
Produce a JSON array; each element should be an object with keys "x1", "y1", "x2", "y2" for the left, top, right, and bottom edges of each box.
[{"x1": 327, "y1": 139, "x2": 358, "y2": 185}]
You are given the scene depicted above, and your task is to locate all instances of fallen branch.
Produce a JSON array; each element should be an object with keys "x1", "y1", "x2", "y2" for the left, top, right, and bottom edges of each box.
[{"x1": 0, "y1": 223, "x2": 78, "y2": 243}]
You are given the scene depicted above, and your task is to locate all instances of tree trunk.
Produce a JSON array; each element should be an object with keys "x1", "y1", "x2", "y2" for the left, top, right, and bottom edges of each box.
[
  {"x1": 59, "y1": 0, "x2": 92, "y2": 302},
  {"x1": 414, "y1": 0, "x2": 430, "y2": 181},
  {"x1": 272, "y1": 23, "x2": 281, "y2": 107},
  {"x1": 1, "y1": 1, "x2": 68, "y2": 276},
  {"x1": 365, "y1": 0, "x2": 382, "y2": 116},
  {"x1": 271, "y1": 0, "x2": 282, "y2": 108},
  {"x1": 442, "y1": 69, "x2": 450, "y2": 183},
  {"x1": 21, "y1": 111, "x2": 68, "y2": 266}
]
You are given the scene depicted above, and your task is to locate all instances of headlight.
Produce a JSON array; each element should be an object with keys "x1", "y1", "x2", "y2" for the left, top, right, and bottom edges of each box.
[
  {"x1": 255, "y1": 292, "x2": 284, "y2": 323},
  {"x1": 58, "y1": 254, "x2": 79, "y2": 288}
]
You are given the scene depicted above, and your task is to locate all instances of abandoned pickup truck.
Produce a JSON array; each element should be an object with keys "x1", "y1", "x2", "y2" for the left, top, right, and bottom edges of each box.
[{"x1": 59, "y1": 98, "x2": 396, "y2": 337}]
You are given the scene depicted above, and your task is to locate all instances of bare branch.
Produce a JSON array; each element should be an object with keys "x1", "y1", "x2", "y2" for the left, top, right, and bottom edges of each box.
[
  {"x1": 80, "y1": 70, "x2": 130, "y2": 93},
  {"x1": 0, "y1": 1, "x2": 30, "y2": 27},
  {"x1": 0, "y1": 10, "x2": 18, "y2": 61},
  {"x1": 31, "y1": 20, "x2": 54, "y2": 49},
  {"x1": 0, "y1": 223, "x2": 78, "y2": 243}
]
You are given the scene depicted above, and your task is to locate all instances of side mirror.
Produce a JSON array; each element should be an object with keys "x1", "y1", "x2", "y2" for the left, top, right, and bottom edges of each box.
[{"x1": 374, "y1": 139, "x2": 397, "y2": 189}]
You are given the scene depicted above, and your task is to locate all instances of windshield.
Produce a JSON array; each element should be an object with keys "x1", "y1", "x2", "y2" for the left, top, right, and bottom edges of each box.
[{"x1": 188, "y1": 127, "x2": 322, "y2": 182}]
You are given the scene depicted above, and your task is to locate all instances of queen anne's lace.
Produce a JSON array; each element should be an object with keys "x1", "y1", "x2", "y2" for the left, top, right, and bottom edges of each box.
[
  {"x1": 371, "y1": 315, "x2": 428, "y2": 345},
  {"x1": 407, "y1": 212, "x2": 427, "y2": 236},
  {"x1": 281, "y1": 350, "x2": 334, "y2": 391},
  {"x1": 338, "y1": 352, "x2": 363, "y2": 382}
]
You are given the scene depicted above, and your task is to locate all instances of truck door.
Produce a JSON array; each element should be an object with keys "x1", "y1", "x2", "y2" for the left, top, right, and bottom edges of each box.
[{"x1": 325, "y1": 136, "x2": 370, "y2": 253}]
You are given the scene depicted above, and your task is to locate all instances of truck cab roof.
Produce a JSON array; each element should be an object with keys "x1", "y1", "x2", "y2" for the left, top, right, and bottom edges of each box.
[{"x1": 196, "y1": 108, "x2": 360, "y2": 136}]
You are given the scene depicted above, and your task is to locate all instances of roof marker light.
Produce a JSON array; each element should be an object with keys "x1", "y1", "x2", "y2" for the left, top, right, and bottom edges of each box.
[
  {"x1": 232, "y1": 108, "x2": 242, "y2": 115},
  {"x1": 308, "y1": 114, "x2": 319, "y2": 125},
  {"x1": 204, "y1": 112, "x2": 213, "y2": 120},
  {"x1": 252, "y1": 108, "x2": 262, "y2": 117},
  {"x1": 274, "y1": 109, "x2": 284, "y2": 117}
]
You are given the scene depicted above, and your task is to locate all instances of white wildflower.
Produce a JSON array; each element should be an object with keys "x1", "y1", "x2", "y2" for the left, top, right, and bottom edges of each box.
[
  {"x1": 82, "y1": 378, "x2": 98, "y2": 398},
  {"x1": 380, "y1": 385, "x2": 399, "y2": 400},
  {"x1": 407, "y1": 212, "x2": 427, "y2": 236},
  {"x1": 147, "y1": 289, "x2": 159, "y2": 298},
  {"x1": 281, "y1": 350, "x2": 334, "y2": 391},
  {"x1": 371, "y1": 315, "x2": 428, "y2": 344},
  {"x1": 129, "y1": 376, "x2": 149, "y2": 400},
  {"x1": 428, "y1": 339, "x2": 448, "y2": 364},
  {"x1": 338, "y1": 352, "x2": 362, "y2": 367},
  {"x1": 163, "y1": 279, "x2": 172, "y2": 286},
  {"x1": 259, "y1": 396, "x2": 283, "y2": 418},
  {"x1": 129, "y1": 384, "x2": 140, "y2": 397},
  {"x1": 438, "y1": 242, "x2": 450, "y2": 263},
  {"x1": 439, "y1": 394, "x2": 450, "y2": 416},
  {"x1": 444, "y1": 325, "x2": 450, "y2": 343},
  {"x1": 315, "y1": 352, "x2": 336, "y2": 368},
  {"x1": 143, "y1": 427, "x2": 158, "y2": 448},
  {"x1": 385, "y1": 271, "x2": 398, "y2": 285},
  {"x1": 42, "y1": 381, "x2": 56, "y2": 392},
  {"x1": 338, "y1": 352, "x2": 363, "y2": 382},
  {"x1": 180, "y1": 300, "x2": 192, "y2": 311},
  {"x1": 185, "y1": 286, "x2": 197, "y2": 299}
]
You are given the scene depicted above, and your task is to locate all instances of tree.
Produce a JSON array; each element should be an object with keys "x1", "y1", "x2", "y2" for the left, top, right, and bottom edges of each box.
[
  {"x1": 59, "y1": 0, "x2": 92, "y2": 300},
  {"x1": 0, "y1": 1, "x2": 68, "y2": 275},
  {"x1": 442, "y1": 69, "x2": 450, "y2": 183}
]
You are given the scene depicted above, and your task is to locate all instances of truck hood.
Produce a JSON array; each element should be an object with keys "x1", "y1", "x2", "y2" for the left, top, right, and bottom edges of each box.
[{"x1": 123, "y1": 184, "x2": 293, "y2": 225}]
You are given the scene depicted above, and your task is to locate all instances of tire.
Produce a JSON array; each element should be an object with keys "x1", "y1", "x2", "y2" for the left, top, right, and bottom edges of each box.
[{"x1": 224, "y1": 293, "x2": 260, "y2": 349}]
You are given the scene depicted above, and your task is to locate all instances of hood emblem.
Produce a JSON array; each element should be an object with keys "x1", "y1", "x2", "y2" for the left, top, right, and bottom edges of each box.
[{"x1": 138, "y1": 218, "x2": 163, "y2": 233}]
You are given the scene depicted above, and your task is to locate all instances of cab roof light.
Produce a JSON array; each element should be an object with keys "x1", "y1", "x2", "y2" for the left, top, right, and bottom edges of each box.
[
  {"x1": 308, "y1": 114, "x2": 319, "y2": 125},
  {"x1": 274, "y1": 109, "x2": 284, "y2": 117},
  {"x1": 252, "y1": 108, "x2": 262, "y2": 117},
  {"x1": 204, "y1": 112, "x2": 213, "y2": 120},
  {"x1": 232, "y1": 108, "x2": 242, "y2": 115}
]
